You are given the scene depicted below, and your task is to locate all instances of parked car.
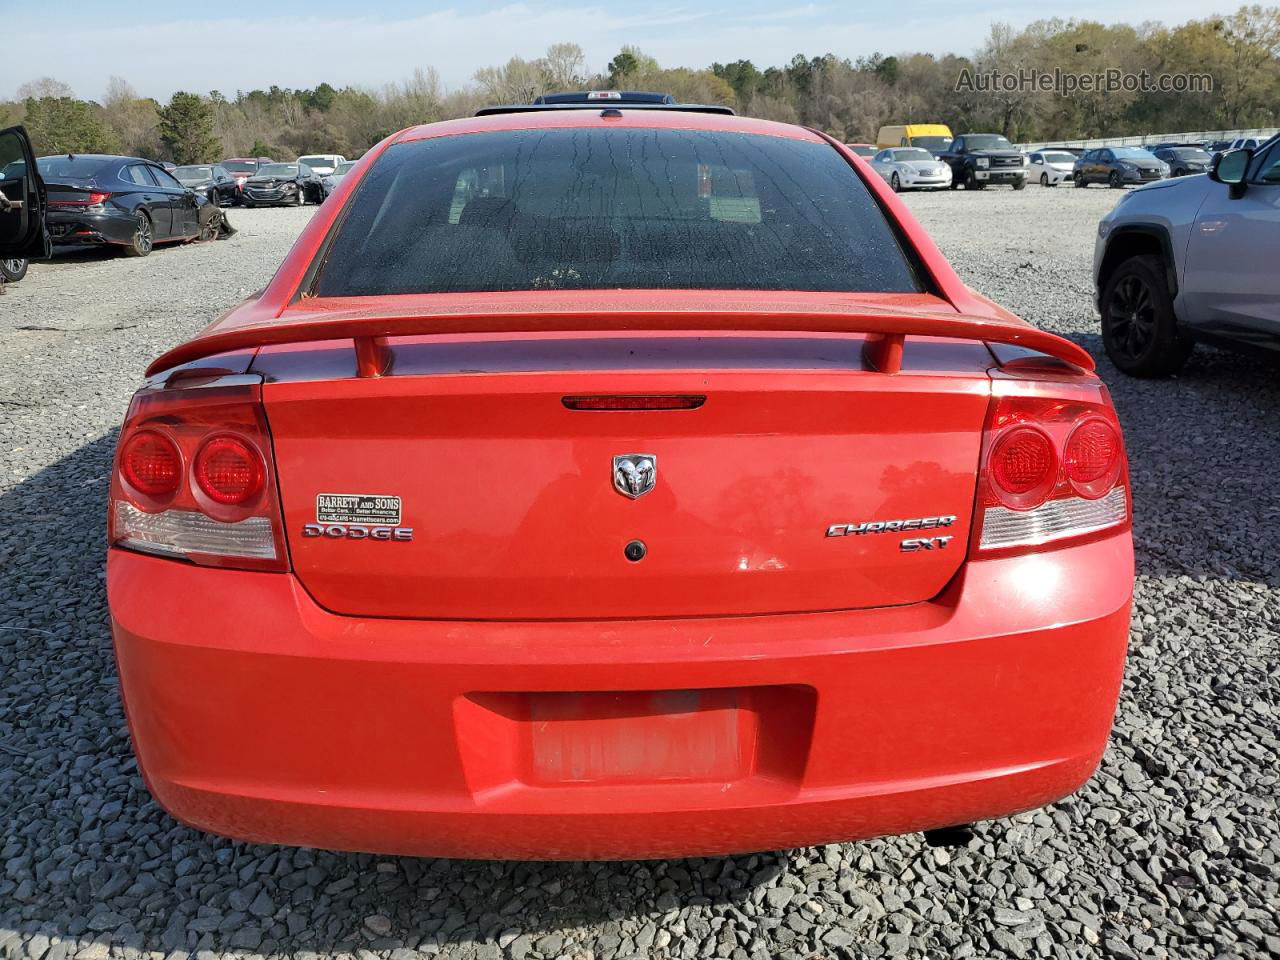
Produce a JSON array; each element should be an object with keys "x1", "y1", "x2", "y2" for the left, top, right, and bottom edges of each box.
[
  {"x1": 1151, "y1": 145, "x2": 1211, "y2": 178},
  {"x1": 172, "y1": 164, "x2": 238, "y2": 205},
  {"x1": 875, "y1": 123, "x2": 953, "y2": 156},
  {"x1": 870, "y1": 146, "x2": 952, "y2": 191},
  {"x1": 15, "y1": 153, "x2": 217, "y2": 256},
  {"x1": 1073, "y1": 147, "x2": 1168, "y2": 188},
  {"x1": 296, "y1": 154, "x2": 346, "y2": 177},
  {"x1": 0, "y1": 126, "x2": 49, "y2": 276},
  {"x1": 843, "y1": 143, "x2": 876, "y2": 158},
  {"x1": 1028, "y1": 150, "x2": 1076, "y2": 186},
  {"x1": 1094, "y1": 136, "x2": 1279, "y2": 375},
  {"x1": 319, "y1": 159, "x2": 357, "y2": 198},
  {"x1": 94, "y1": 102, "x2": 1134, "y2": 861},
  {"x1": 241, "y1": 162, "x2": 323, "y2": 206},
  {"x1": 939, "y1": 134, "x2": 1027, "y2": 189}
]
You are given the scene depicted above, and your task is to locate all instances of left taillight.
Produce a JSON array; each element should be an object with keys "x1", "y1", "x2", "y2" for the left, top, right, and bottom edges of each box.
[
  {"x1": 972, "y1": 382, "x2": 1130, "y2": 556},
  {"x1": 50, "y1": 191, "x2": 111, "y2": 209},
  {"x1": 108, "y1": 375, "x2": 287, "y2": 572}
]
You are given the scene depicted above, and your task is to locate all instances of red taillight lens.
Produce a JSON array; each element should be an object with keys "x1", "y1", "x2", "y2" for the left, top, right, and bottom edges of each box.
[
  {"x1": 974, "y1": 385, "x2": 1129, "y2": 555},
  {"x1": 194, "y1": 435, "x2": 264, "y2": 504},
  {"x1": 109, "y1": 377, "x2": 286, "y2": 572},
  {"x1": 121, "y1": 430, "x2": 182, "y2": 496},
  {"x1": 50, "y1": 191, "x2": 110, "y2": 207},
  {"x1": 1064, "y1": 418, "x2": 1122, "y2": 497},
  {"x1": 988, "y1": 427, "x2": 1056, "y2": 508}
]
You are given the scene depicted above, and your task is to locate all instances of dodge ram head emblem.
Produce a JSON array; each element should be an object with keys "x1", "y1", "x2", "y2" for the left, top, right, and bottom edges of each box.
[{"x1": 613, "y1": 454, "x2": 657, "y2": 499}]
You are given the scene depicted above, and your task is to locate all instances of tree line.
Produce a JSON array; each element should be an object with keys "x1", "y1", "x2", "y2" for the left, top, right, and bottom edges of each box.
[{"x1": 3, "y1": 7, "x2": 1277, "y2": 163}]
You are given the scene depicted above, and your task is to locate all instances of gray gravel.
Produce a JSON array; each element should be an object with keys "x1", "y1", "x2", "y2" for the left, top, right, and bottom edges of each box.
[{"x1": 1, "y1": 193, "x2": 1278, "y2": 960}]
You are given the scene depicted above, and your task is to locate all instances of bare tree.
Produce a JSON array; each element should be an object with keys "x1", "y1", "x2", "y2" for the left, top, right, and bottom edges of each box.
[
  {"x1": 541, "y1": 43, "x2": 587, "y2": 91},
  {"x1": 17, "y1": 77, "x2": 75, "y2": 100}
]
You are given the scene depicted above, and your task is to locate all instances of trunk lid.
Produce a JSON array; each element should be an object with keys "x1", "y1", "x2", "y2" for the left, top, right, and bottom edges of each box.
[{"x1": 263, "y1": 352, "x2": 990, "y2": 620}]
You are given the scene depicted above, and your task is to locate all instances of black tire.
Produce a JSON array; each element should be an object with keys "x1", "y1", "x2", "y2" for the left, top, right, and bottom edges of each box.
[
  {"x1": 295, "y1": 185, "x2": 306, "y2": 206},
  {"x1": 890, "y1": 172, "x2": 901, "y2": 192},
  {"x1": 1012, "y1": 178, "x2": 1026, "y2": 190},
  {"x1": 198, "y1": 213, "x2": 219, "y2": 242},
  {"x1": 1040, "y1": 173, "x2": 1049, "y2": 187},
  {"x1": 0, "y1": 258, "x2": 27, "y2": 282},
  {"x1": 1109, "y1": 170, "x2": 1123, "y2": 189},
  {"x1": 1100, "y1": 254, "x2": 1193, "y2": 377},
  {"x1": 123, "y1": 211, "x2": 153, "y2": 257},
  {"x1": 1074, "y1": 172, "x2": 1086, "y2": 188},
  {"x1": 964, "y1": 169, "x2": 985, "y2": 190}
]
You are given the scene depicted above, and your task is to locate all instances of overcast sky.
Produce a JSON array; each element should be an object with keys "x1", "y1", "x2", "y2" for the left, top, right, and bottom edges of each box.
[{"x1": 3, "y1": 0, "x2": 1235, "y2": 103}]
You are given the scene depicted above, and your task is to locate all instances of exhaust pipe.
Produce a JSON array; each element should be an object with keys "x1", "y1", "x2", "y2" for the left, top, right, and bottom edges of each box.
[{"x1": 923, "y1": 824, "x2": 975, "y2": 848}]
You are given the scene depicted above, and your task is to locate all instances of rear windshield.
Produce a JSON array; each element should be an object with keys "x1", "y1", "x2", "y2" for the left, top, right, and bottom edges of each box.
[
  {"x1": 36, "y1": 156, "x2": 112, "y2": 177},
  {"x1": 314, "y1": 128, "x2": 924, "y2": 297}
]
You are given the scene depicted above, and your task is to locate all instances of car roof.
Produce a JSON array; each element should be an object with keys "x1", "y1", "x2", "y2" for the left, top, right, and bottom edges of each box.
[
  {"x1": 37, "y1": 154, "x2": 152, "y2": 163},
  {"x1": 393, "y1": 108, "x2": 822, "y2": 146}
]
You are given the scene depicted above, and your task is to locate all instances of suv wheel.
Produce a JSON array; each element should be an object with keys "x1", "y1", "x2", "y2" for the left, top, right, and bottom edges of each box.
[
  {"x1": 1012, "y1": 178, "x2": 1026, "y2": 191},
  {"x1": 964, "y1": 169, "x2": 984, "y2": 190},
  {"x1": 1074, "y1": 172, "x2": 1086, "y2": 188},
  {"x1": 1101, "y1": 254, "x2": 1193, "y2": 376}
]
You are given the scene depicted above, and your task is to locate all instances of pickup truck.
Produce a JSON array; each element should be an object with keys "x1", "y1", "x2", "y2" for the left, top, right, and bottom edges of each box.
[{"x1": 940, "y1": 134, "x2": 1027, "y2": 190}]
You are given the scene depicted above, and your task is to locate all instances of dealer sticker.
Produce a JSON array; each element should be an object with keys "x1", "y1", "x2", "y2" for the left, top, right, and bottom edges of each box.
[{"x1": 316, "y1": 493, "x2": 402, "y2": 525}]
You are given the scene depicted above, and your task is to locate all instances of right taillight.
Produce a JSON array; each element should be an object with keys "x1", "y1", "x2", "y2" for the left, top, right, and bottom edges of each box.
[
  {"x1": 108, "y1": 375, "x2": 287, "y2": 572},
  {"x1": 974, "y1": 383, "x2": 1129, "y2": 555}
]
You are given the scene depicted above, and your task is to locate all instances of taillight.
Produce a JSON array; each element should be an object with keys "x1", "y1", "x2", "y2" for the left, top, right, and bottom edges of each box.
[
  {"x1": 120, "y1": 430, "x2": 182, "y2": 497},
  {"x1": 108, "y1": 376, "x2": 287, "y2": 572},
  {"x1": 974, "y1": 384, "x2": 1129, "y2": 555},
  {"x1": 50, "y1": 191, "x2": 110, "y2": 208},
  {"x1": 194, "y1": 435, "x2": 265, "y2": 504}
]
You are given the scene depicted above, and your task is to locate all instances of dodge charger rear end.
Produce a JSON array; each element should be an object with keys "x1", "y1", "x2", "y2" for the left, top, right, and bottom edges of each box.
[{"x1": 106, "y1": 108, "x2": 1133, "y2": 860}]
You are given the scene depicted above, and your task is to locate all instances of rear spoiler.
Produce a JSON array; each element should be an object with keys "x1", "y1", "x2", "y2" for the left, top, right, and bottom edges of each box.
[{"x1": 146, "y1": 309, "x2": 1095, "y2": 378}]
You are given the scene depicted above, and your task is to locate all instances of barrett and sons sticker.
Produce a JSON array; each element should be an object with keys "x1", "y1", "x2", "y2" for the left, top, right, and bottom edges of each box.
[{"x1": 316, "y1": 494, "x2": 402, "y2": 525}]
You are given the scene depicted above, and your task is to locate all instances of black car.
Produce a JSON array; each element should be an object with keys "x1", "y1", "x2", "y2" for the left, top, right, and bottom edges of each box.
[
  {"x1": 3, "y1": 153, "x2": 221, "y2": 256},
  {"x1": 1073, "y1": 147, "x2": 1169, "y2": 188},
  {"x1": 938, "y1": 134, "x2": 1027, "y2": 190},
  {"x1": 173, "y1": 164, "x2": 238, "y2": 205},
  {"x1": 241, "y1": 162, "x2": 323, "y2": 207},
  {"x1": 1151, "y1": 146, "x2": 1211, "y2": 177}
]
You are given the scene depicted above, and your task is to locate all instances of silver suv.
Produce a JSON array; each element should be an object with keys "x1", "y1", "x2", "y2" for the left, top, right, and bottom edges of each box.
[{"x1": 1093, "y1": 134, "x2": 1280, "y2": 376}]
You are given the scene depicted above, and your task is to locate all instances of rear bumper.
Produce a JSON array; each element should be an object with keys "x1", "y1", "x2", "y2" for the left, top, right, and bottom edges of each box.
[
  {"x1": 109, "y1": 534, "x2": 1132, "y2": 860},
  {"x1": 47, "y1": 209, "x2": 136, "y2": 246}
]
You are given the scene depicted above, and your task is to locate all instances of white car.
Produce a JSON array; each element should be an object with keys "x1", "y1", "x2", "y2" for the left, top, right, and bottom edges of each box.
[
  {"x1": 1029, "y1": 150, "x2": 1077, "y2": 187},
  {"x1": 296, "y1": 153, "x2": 346, "y2": 177},
  {"x1": 869, "y1": 147, "x2": 952, "y2": 191}
]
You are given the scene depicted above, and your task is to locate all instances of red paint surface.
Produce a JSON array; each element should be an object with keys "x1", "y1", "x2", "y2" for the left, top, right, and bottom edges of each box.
[{"x1": 110, "y1": 530, "x2": 1131, "y2": 860}]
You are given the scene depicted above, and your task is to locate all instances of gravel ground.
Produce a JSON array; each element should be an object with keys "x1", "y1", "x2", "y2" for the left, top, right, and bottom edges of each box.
[{"x1": 1, "y1": 190, "x2": 1277, "y2": 960}]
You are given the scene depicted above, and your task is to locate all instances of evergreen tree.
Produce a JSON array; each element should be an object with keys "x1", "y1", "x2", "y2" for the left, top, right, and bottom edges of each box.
[{"x1": 157, "y1": 92, "x2": 221, "y2": 163}]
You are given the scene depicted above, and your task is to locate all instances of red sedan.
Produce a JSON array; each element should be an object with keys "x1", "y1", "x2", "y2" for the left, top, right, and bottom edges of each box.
[{"x1": 105, "y1": 105, "x2": 1133, "y2": 860}]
